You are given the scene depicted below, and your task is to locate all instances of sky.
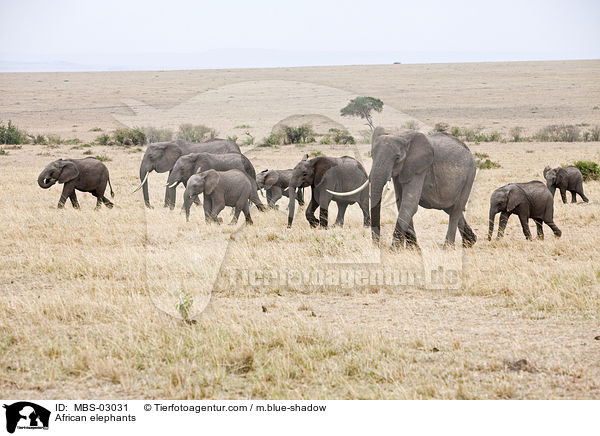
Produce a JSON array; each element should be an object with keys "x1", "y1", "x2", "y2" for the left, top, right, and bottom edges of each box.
[{"x1": 0, "y1": 0, "x2": 599, "y2": 71}]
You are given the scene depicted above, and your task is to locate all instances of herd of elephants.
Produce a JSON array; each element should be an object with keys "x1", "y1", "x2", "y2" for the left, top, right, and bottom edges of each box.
[{"x1": 37, "y1": 127, "x2": 589, "y2": 248}]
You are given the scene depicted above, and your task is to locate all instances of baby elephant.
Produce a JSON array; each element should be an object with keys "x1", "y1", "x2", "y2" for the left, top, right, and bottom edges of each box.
[
  {"x1": 488, "y1": 180, "x2": 561, "y2": 241},
  {"x1": 543, "y1": 165, "x2": 588, "y2": 203},
  {"x1": 183, "y1": 169, "x2": 253, "y2": 224},
  {"x1": 38, "y1": 157, "x2": 114, "y2": 209},
  {"x1": 256, "y1": 168, "x2": 305, "y2": 208}
]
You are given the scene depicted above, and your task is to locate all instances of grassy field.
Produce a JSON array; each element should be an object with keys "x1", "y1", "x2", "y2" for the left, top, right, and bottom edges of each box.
[{"x1": 1, "y1": 60, "x2": 599, "y2": 399}]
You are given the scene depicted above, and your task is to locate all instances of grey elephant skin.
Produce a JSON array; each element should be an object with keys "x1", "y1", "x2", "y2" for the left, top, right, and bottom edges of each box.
[
  {"x1": 287, "y1": 155, "x2": 370, "y2": 228},
  {"x1": 135, "y1": 139, "x2": 240, "y2": 208},
  {"x1": 488, "y1": 180, "x2": 561, "y2": 240},
  {"x1": 256, "y1": 168, "x2": 305, "y2": 208},
  {"x1": 543, "y1": 165, "x2": 588, "y2": 203},
  {"x1": 184, "y1": 169, "x2": 253, "y2": 224},
  {"x1": 38, "y1": 157, "x2": 114, "y2": 209},
  {"x1": 369, "y1": 127, "x2": 476, "y2": 248},
  {"x1": 167, "y1": 152, "x2": 265, "y2": 211}
]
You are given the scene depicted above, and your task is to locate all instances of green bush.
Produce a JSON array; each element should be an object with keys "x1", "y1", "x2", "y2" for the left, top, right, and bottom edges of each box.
[
  {"x1": 329, "y1": 128, "x2": 355, "y2": 145},
  {"x1": 434, "y1": 122, "x2": 449, "y2": 133},
  {"x1": 112, "y1": 127, "x2": 146, "y2": 146},
  {"x1": 474, "y1": 152, "x2": 489, "y2": 159},
  {"x1": 32, "y1": 134, "x2": 48, "y2": 145},
  {"x1": 143, "y1": 126, "x2": 173, "y2": 143},
  {"x1": 46, "y1": 134, "x2": 62, "y2": 144},
  {"x1": 0, "y1": 120, "x2": 27, "y2": 144},
  {"x1": 573, "y1": 160, "x2": 600, "y2": 181},
  {"x1": 476, "y1": 158, "x2": 501, "y2": 169},
  {"x1": 0, "y1": 148, "x2": 8, "y2": 156},
  {"x1": 509, "y1": 126, "x2": 524, "y2": 142},
  {"x1": 535, "y1": 124, "x2": 580, "y2": 142},
  {"x1": 93, "y1": 154, "x2": 112, "y2": 162},
  {"x1": 259, "y1": 133, "x2": 283, "y2": 147},
  {"x1": 319, "y1": 135, "x2": 332, "y2": 145},
  {"x1": 95, "y1": 133, "x2": 111, "y2": 145},
  {"x1": 282, "y1": 125, "x2": 315, "y2": 144},
  {"x1": 177, "y1": 123, "x2": 216, "y2": 143}
]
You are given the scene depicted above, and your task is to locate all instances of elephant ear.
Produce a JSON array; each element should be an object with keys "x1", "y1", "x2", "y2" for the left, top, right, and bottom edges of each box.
[
  {"x1": 556, "y1": 168, "x2": 567, "y2": 185},
  {"x1": 543, "y1": 166, "x2": 551, "y2": 179},
  {"x1": 153, "y1": 143, "x2": 182, "y2": 172},
  {"x1": 263, "y1": 171, "x2": 279, "y2": 189},
  {"x1": 204, "y1": 170, "x2": 220, "y2": 196},
  {"x1": 394, "y1": 131, "x2": 434, "y2": 183},
  {"x1": 506, "y1": 185, "x2": 521, "y2": 213},
  {"x1": 58, "y1": 160, "x2": 79, "y2": 183}
]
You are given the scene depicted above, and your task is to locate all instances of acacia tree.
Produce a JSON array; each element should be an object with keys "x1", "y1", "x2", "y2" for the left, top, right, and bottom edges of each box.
[{"x1": 340, "y1": 96, "x2": 384, "y2": 131}]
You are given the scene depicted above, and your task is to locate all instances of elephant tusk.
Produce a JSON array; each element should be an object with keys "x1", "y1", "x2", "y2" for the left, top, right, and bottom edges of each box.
[
  {"x1": 132, "y1": 172, "x2": 149, "y2": 193},
  {"x1": 326, "y1": 179, "x2": 369, "y2": 197},
  {"x1": 168, "y1": 181, "x2": 179, "y2": 188}
]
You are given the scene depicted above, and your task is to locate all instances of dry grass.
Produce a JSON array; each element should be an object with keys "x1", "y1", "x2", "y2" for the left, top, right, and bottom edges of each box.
[{"x1": 1, "y1": 61, "x2": 600, "y2": 399}]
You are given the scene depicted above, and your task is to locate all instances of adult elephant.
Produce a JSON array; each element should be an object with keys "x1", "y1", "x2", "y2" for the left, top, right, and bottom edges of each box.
[
  {"x1": 287, "y1": 155, "x2": 370, "y2": 228},
  {"x1": 543, "y1": 165, "x2": 588, "y2": 203},
  {"x1": 133, "y1": 138, "x2": 240, "y2": 208},
  {"x1": 166, "y1": 152, "x2": 266, "y2": 211},
  {"x1": 256, "y1": 168, "x2": 305, "y2": 208},
  {"x1": 367, "y1": 127, "x2": 477, "y2": 248}
]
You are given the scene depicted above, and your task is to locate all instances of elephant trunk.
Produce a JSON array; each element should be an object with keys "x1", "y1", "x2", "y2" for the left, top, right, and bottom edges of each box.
[
  {"x1": 287, "y1": 184, "x2": 297, "y2": 227},
  {"x1": 37, "y1": 170, "x2": 55, "y2": 189},
  {"x1": 183, "y1": 190, "x2": 193, "y2": 222},
  {"x1": 488, "y1": 207, "x2": 497, "y2": 241},
  {"x1": 137, "y1": 159, "x2": 153, "y2": 208},
  {"x1": 548, "y1": 184, "x2": 556, "y2": 198}
]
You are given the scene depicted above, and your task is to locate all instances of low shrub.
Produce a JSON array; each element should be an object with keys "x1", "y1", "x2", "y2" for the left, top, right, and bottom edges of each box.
[
  {"x1": 476, "y1": 158, "x2": 501, "y2": 169},
  {"x1": 177, "y1": 123, "x2": 216, "y2": 143},
  {"x1": 0, "y1": 120, "x2": 27, "y2": 144},
  {"x1": 282, "y1": 125, "x2": 316, "y2": 144},
  {"x1": 112, "y1": 127, "x2": 146, "y2": 146},
  {"x1": 434, "y1": 122, "x2": 449, "y2": 133},
  {"x1": 95, "y1": 133, "x2": 111, "y2": 145},
  {"x1": 143, "y1": 126, "x2": 173, "y2": 144},
  {"x1": 573, "y1": 160, "x2": 600, "y2": 181},
  {"x1": 509, "y1": 126, "x2": 524, "y2": 142},
  {"x1": 0, "y1": 148, "x2": 8, "y2": 156},
  {"x1": 535, "y1": 124, "x2": 580, "y2": 142},
  {"x1": 259, "y1": 133, "x2": 283, "y2": 147}
]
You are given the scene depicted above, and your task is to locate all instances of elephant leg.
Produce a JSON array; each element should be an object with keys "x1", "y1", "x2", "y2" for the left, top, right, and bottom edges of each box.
[
  {"x1": 58, "y1": 183, "x2": 75, "y2": 209},
  {"x1": 297, "y1": 188, "x2": 305, "y2": 206},
  {"x1": 405, "y1": 218, "x2": 418, "y2": 249},
  {"x1": 270, "y1": 187, "x2": 283, "y2": 208},
  {"x1": 392, "y1": 174, "x2": 425, "y2": 248},
  {"x1": 95, "y1": 196, "x2": 102, "y2": 210},
  {"x1": 571, "y1": 191, "x2": 577, "y2": 203},
  {"x1": 334, "y1": 202, "x2": 348, "y2": 227},
  {"x1": 69, "y1": 191, "x2": 80, "y2": 209},
  {"x1": 444, "y1": 208, "x2": 463, "y2": 247},
  {"x1": 230, "y1": 208, "x2": 241, "y2": 225},
  {"x1": 211, "y1": 200, "x2": 225, "y2": 224},
  {"x1": 560, "y1": 188, "x2": 567, "y2": 204},
  {"x1": 102, "y1": 196, "x2": 114, "y2": 208},
  {"x1": 203, "y1": 196, "x2": 213, "y2": 223},
  {"x1": 359, "y1": 190, "x2": 370, "y2": 227},
  {"x1": 544, "y1": 220, "x2": 562, "y2": 237},
  {"x1": 243, "y1": 202, "x2": 253, "y2": 225},
  {"x1": 319, "y1": 196, "x2": 331, "y2": 228},
  {"x1": 577, "y1": 183, "x2": 589, "y2": 202},
  {"x1": 534, "y1": 218, "x2": 544, "y2": 240},
  {"x1": 518, "y1": 214, "x2": 532, "y2": 240},
  {"x1": 305, "y1": 193, "x2": 319, "y2": 227},
  {"x1": 458, "y1": 214, "x2": 477, "y2": 247},
  {"x1": 266, "y1": 189, "x2": 273, "y2": 207},
  {"x1": 164, "y1": 170, "x2": 174, "y2": 209},
  {"x1": 497, "y1": 212, "x2": 510, "y2": 239}
]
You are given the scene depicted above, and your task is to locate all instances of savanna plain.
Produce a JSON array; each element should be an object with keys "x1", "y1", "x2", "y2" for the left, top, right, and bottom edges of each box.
[{"x1": 1, "y1": 60, "x2": 599, "y2": 399}]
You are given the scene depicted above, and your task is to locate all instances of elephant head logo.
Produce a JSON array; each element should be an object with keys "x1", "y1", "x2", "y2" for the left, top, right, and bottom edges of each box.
[{"x1": 3, "y1": 402, "x2": 50, "y2": 433}]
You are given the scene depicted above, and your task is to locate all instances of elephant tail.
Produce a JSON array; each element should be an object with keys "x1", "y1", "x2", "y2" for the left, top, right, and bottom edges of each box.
[{"x1": 108, "y1": 177, "x2": 114, "y2": 198}]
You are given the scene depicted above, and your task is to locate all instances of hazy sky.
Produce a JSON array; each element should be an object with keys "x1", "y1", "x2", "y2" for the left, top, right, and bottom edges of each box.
[{"x1": 1, "y1": 0, "x2": 599, "y2": 70}]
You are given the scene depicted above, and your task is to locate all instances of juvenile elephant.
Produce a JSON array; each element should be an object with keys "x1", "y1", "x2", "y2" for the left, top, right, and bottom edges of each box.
[
  {"x1": 256, "y1": 168, "x2": 305, "y2": 208},
  {"x1": 134, "y1": 138, "x2": 240, "y2": 208},
  {"x1": 488, "y1": 180, "x2": 561, "y2": 240},
  {"x1": 166, "y1": 152, "x2": 265, "y2": 211},
  {"x1": 543, "y1": 165, "x2": 588, "y2": 203},
  {"x1": 38, "y1": 157, "x2": 114, "y2": 209},
  {"x1": 345, "y1": 127, "x2": 476, "y2": 249},
  {"x1": 184, "y1": 169, "x2": 253, "y2": 224},
  {"x1": 287, "y1": 155, "x2": 370, "y2": 228}
]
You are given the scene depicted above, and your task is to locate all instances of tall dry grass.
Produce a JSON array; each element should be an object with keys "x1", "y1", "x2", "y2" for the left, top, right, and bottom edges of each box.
[{"x1": 1, "y1": 140, "x2": 599, "y2": 399}]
